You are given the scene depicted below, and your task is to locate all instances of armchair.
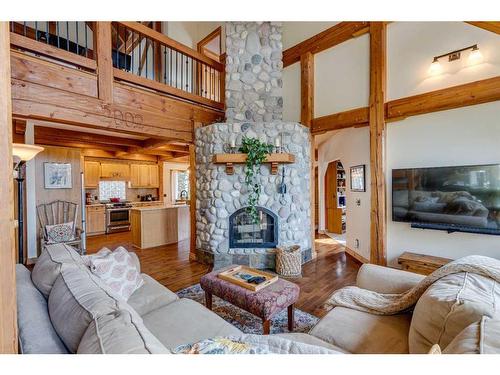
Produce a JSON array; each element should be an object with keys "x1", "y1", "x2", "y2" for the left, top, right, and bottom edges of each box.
[{"x1": 36, "y1": 200, "x2": 83, "y2": 253}]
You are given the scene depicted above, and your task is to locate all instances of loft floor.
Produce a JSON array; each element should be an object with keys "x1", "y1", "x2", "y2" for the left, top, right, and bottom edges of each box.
[{"x1": 87, "y1": 232, "x2": 361, "y2": 318}]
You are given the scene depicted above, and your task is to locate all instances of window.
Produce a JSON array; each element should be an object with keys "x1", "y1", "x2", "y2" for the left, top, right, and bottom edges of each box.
[
  {"x1": 172, "y1": 170, "x2": 190, "y2": 200},
  {"x1": 99, "y1": 181, "x2": 126, "y2": 201}
]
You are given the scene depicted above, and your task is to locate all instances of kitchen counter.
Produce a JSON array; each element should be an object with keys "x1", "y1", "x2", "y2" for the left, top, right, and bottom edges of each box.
[
  {"x1": 131, "y1": 204, "x2": 188, "y2": 212},
  {"x1": 130, "y1": 205, "x2": 190, "y2": 249}
]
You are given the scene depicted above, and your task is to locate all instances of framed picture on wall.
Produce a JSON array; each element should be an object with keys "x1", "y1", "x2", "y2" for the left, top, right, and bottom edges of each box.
[
  {"x1": 350, "y1": 165, "x2": 365, "y2": 192},
  {"x1": 44, "y1": 163, "x2": 72, "y2": 189}
]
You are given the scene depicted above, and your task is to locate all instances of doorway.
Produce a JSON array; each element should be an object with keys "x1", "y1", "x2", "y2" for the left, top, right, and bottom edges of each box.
[{"x1": 324, "y1": 160, "x2": 346, "y2": 242}]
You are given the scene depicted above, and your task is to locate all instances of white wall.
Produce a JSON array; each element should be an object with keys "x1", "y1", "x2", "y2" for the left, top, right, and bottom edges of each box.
[
  {"x1": 315, "y1": 35, "x2": 369, "y2": 116},
  {"x1": 388, "y1": 22, "x2": 500, "y2": 100},
  {"x1": 317, "y1": 127, "x2": 371, "y2": 261},
  {"x1": 282, "y1": 21, "x2": 500, "y2": 265},
  {"x1": 282, "y1": 22, "x2": 338, "y2": 49},
  {"x1": 386, "y1": 102, "x2": 500, "y2": 266}
]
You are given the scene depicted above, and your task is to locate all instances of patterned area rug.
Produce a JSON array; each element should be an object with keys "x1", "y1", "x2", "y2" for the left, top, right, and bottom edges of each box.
[{"x1": 177, "y1": 284, "x2": 319, "y2": 335}]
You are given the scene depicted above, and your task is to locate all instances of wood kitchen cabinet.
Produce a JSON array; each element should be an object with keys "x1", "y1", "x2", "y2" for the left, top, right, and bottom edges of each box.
[
  {"x1": 84, "y1": 161, "x2": 101, "y2": 188},
  {"x1": 130, "y1": 164, "x2": 159, "y2": 188},
  {"x1": 86, "y1": 205, "x2": 106, "y2": 236},
  {"x1": 100, "y1": 163, "x2": 130, "y2": 179}
]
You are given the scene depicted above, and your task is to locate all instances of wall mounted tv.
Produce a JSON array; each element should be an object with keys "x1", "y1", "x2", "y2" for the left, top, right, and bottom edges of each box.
[{"x1": 392, "y1": 164, "x2": 500, "y2": 235}]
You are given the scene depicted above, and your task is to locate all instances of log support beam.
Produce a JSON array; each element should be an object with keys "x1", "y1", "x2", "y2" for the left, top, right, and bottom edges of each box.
[
  {"x1": 300, "y1": 52, "x2": 314, "y2": 127},
  {"x1": 369, "y1": 22, "x2": 387, "y2": 266},
  {"x1": 95, "y1": 22, "x2": 113, "y2": 103},
  {"x1": 0, "y1": 21, "x2": 18, "y2": 353}
]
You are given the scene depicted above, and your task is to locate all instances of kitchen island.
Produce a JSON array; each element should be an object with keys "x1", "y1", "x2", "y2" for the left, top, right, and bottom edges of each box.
[{"x1": 130, "y1": 205, "x2": 190, "y2": 249}]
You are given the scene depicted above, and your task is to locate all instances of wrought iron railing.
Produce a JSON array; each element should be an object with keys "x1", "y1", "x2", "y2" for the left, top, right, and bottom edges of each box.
[
  {"x1": 10, "y1": 21, "x2": 94, "y2": 60},
  {"x1": 112, "y1": 22, "x2": 224, "y2": 106}
]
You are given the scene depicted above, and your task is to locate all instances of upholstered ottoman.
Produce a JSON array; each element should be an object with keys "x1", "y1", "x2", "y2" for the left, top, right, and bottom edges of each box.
[{"x1": 200, "y1": 266, "x2": 300, "y2": 334}]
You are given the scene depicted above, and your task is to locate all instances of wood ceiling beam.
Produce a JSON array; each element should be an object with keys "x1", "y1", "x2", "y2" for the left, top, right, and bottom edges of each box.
[
  {"x1": 33, "y1": 126, "x2": 144, "y2": 148},
  {"x1": 311, "y1": 75, "x2": 500, "y2": 134},
  {"x1": 386, "y1": 75, "x2": 500, "y2": 121},
  {"x1": 465, "y1": 21, "x2": 500, "y2": 35},
  {"x1": 283, "y1": 22, "x2": 369, "y2": 67}
]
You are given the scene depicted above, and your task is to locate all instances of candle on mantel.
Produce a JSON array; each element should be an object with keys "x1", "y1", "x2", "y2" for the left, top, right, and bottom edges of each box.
[
  {"x1": 275, "y1": 136, "x2": 281, "y2": 148},
  {"x1": 229, "y1": 137, "x2": 236, "y2": 148}
]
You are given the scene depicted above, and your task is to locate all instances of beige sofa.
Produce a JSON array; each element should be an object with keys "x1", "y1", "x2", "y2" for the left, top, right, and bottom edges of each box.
[
  {"x1": 311, "y1": 263, "x2": 500, "y2": 354},
  {"x1": 16, "y1": 243, "x2": 500, "y2": 354},
  {"x1": 17, "y1": 243, "x2": 339, "y2": 354}
]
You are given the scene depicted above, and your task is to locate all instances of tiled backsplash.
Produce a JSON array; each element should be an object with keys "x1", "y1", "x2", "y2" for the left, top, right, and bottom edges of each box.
[
  {"x1": 86, "y1": 184, "x2": 159, "y2": 203},
  {"x1": 99, "y1": 181, "x2": 126, "y2": 201}
]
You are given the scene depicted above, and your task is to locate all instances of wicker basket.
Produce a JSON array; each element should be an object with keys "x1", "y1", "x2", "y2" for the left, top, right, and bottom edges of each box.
[{"x1": 276, "y1": 245, "x2": 302, "y2": 277}]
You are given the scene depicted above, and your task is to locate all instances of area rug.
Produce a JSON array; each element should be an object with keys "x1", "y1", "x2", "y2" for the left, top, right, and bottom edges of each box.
[{"x1": 177, "y1": 284, "x2": 319, "y2": 334}]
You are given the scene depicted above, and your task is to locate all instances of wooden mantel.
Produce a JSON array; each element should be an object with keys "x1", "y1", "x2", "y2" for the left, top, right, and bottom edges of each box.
[{"x1": 213, "y1": 153, "x2": 295, "y2": 175}]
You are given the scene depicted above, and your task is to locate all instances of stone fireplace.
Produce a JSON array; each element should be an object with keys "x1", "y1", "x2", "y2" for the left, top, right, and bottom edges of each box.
[{"x1": 194, "y1": 22, "x2": 312, "y2": 269}]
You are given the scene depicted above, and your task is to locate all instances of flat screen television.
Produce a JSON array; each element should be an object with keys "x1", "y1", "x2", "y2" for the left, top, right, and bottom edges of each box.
[{"x1": 392, "y1": 164, "x2": 500, "y2": 235}]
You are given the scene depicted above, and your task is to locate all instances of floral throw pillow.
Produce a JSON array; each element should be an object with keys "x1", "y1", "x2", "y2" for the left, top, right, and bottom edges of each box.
[
  {"x1": 45, "y1": 222, "x2": 75, "y2": 243},
  {"x1": 88, "y1": 247, "x2": 144, "y2": 301}
]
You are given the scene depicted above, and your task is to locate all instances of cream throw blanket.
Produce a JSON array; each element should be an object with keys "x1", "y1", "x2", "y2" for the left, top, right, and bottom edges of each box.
[{"x1": 327, "y1": 255, "x2": 500, "y2": 315}]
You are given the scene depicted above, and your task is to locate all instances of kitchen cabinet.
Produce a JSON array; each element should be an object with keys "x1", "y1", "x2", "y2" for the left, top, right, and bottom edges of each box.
[
  {"x1": 130, "y1": 164, "x2": 159, "y2": 188},
  {"x1": 84, "y1": 161, "x2": 101, "y2": 188},
  {"x1": 86, "y1": 205, "x2": 106, "y2": 235},
  {"x1": 100, "y1": 163, "x2": 130, "y2": 179}
]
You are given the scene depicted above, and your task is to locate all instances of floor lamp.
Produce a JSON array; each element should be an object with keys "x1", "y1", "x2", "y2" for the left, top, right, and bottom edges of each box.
[{"x1": 12, "y1": 143, "x2": 44, "y2": 264}]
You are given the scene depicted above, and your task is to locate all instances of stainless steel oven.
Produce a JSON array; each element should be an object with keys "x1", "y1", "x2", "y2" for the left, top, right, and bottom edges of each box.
[{"x1": 105, "y1": 203, "x2": 132, "y2": 233}]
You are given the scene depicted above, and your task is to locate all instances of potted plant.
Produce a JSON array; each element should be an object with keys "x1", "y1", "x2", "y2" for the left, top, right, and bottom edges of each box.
[{"x1": 239, "y1": 137, "x2": 274, "y2": 223}]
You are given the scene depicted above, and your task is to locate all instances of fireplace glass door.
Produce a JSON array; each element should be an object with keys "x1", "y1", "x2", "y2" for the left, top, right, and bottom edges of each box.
[{"x1": 229, "y1": 207, "x2": 278, "y2": 248}]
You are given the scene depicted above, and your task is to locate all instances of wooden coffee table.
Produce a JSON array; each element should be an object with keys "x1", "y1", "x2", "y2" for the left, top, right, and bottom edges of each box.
[{"x1": 200, "y1": 265, "x2": 300, "y2": 334}]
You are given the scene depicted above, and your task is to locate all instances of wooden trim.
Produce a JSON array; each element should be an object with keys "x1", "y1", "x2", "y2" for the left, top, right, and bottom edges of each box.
[
  {"x1": 300, "y1": 52, "x2": 314, "y2": 127},
  {"x1": 386, "y1": 75, "x2": 500, "y2": 121},
  {"x1": 95, "y1": 22, "x2": 113, "y2": 102},
  {"x1": 189, "y1": 139, "x2": 197, "y2": 262},
  {"x1": 310, "y1": 135, "x2": 316, "y2": 255},
  {"x1": 465, "y1": 21, "x2": 500, "y2": 35},
  {"x1": 0, "y1": 22, "x2": 18, "y2": 354},
  {"x1": 311, "y1": 75, "x2": 500, "y2": 134},
  {"x1": 312, "y1": 107, "x2": 369, "y2": 134},
  {"x1": 345, "y1": 246, "x2": 369, "y2": 264},
  {"x1": 369, "y1": 22, "x2": 387, "y2": 266},
  {"x1": 197, "y1": 26, "x2": 222, "y2": 62},
  {"x1": 283, "y1": 22, "x2": 369, "y2": 67},
  {"x1": 10, "y1": 32, "x2": 97, "y2": 70},
  {"x1": 113, "y1": 68, "x2": 224, "y2": 110},
  {"x1": 119, "y1": 22, "x2": 223, "y2": 71}
]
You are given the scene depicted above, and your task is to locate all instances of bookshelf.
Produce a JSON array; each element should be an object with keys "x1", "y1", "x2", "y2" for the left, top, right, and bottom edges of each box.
[{"x1": 325, "y1": 160, "x2": 346, "y2": 234}]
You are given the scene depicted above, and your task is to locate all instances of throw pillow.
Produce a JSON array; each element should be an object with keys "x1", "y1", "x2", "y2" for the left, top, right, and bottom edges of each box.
[
  {"x1": 82, "y1": 247, "x2": 112, "y2": 267},
  {"x1": 45, "y1": 222, "x2": 75, "y2": 243},
  {"x1": 88, "y1": 247, "x2": 144, "y2": 301}
]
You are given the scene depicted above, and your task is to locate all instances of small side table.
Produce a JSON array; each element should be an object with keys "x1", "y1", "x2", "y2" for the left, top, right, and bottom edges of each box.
[
  {"x1": 398, "y1": 251, "x2": 452, "y2": 275},
  {"x1": 200, "y1": 266, "x2": 300, "y2": 334}
]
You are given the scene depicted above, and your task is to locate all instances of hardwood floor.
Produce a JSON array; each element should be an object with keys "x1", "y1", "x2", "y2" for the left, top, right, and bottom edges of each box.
[{"x1": 86, "y1": 232, "x2": 361, "y2": 318}]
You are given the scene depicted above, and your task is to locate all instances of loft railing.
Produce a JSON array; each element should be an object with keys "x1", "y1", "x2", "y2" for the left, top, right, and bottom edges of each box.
[
  {"x1": 9, "y1": 21, "x2": 224, "y2": 110},
  {"x1": 9, "y1": 21, "x2": 96, "y2": 70},
  {"x1": 112, "y1": 22, "x2": 224, "y2": 109}
]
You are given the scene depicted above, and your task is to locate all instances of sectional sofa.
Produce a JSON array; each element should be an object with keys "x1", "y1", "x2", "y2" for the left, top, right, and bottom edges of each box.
[{"x1": 16, "y1": 243, "x2": 500, "y2": 354}]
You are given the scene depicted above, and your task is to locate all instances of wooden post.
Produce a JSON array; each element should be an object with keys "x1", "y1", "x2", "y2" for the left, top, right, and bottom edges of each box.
[
  {"x1": 369, "y1": 22, "x2": 387, "y2": 266},
  {"x1": 300, "y1": 52, "x2": 314, "y2": 127},
  {"x1": 188, "y1": 126, "x2": 199, "y2": 261},
  {"x1": 95, "y1": 22, "x2": 113, "y2": 103},
  {"x1": 310, "y1": 135, "x2": 316, "y2": 256},
  {"x1": 0, "y1": 22, "x2": 18, "y2": 353},
  {"x1": 153, "y1": 22, "x2": 163, "y2": 83}
]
